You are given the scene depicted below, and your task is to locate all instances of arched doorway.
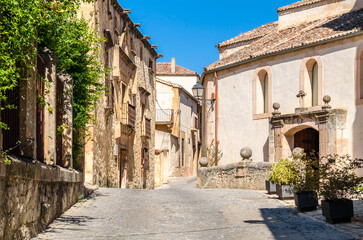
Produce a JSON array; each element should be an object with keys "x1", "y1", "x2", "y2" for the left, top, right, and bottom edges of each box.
[{"x1": 294, "y1": 128, "x2": 319, "y2": 155}]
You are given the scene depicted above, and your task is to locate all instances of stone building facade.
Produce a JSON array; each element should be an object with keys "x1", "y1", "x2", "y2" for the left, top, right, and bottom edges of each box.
[
  {"x1": 80, "y1": 0, "x2": 158, "y2": 189},
  {"x1": 200, "y1": 0, "x2": 363, "y2": 177},
  {"x1": 154, "y1": 78, "x2": 199, "y2": 186},
  {"x1": 0, "y1": 49, "x2": 83, "y2": 239}
]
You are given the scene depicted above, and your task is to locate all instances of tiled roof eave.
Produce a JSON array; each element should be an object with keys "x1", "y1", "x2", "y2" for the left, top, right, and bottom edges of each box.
[
  {"x1": 205, "y1": 30, "x2": 363, "y2": 74},
  {"x1": 217, "y1": 35, "x2": 264, "y2": 48},
  {"x1": 278, "y1": 0, "x2": 326, "y2": 12}
]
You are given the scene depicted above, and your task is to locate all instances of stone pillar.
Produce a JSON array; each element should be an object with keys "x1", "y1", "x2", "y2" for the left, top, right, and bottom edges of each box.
[
  {"x1": 19, "y1": 61, "x2": 37, "y2": 159},
  {"x1": 270, "y1": 103, "x2": 283, "y2": 162},
  {"x1": 57, "y1": 72, "x2": 73, "y2": 168},
  {"x1": 40, "y1": 48, "x2": 57, "y2": 165},
  {"x1": 317, "y1": 95, "x2": 332, "y2": 159}
]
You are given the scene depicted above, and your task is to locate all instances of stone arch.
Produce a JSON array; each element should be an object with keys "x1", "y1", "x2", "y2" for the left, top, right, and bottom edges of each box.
[
  {"x1": 300, "y1": 56, "x2": 323, "y2": 107},
  {"x1": 280, "y1": 124, "x2": 319, "y2": 159},
  {"x1": 252, "y1": 66, "x2": 272, "y2": 119}
]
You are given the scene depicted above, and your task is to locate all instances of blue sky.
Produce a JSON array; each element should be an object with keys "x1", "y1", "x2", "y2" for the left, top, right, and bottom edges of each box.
[{"x1": 119, "y1": 0, "x2": 297, "y2": 74}]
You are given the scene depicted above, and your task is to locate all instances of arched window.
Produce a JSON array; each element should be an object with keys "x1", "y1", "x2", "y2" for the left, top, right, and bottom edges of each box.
[
  {"x1": 312, "y1": 62, "x2": 318, "y2": 106},
  {"x1": 300, "y1": 58, "x2": 322, "y2": 108},
  {"x1": 254, "y1": 68, "x2": 271, "y2": 117},
  {"x1": 263, "y1": 73, "x2": 269, "y2": 113}
]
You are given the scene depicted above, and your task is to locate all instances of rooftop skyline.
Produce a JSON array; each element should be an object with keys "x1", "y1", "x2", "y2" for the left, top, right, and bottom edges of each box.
[{"x1": 119, "y1": 0, "x2": 298, "y2": 74}]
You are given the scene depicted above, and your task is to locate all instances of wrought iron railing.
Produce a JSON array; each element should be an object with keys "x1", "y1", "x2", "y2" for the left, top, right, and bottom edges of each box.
[{"x1": 155, "y1": 109, "x2": 174, "y2": 123}]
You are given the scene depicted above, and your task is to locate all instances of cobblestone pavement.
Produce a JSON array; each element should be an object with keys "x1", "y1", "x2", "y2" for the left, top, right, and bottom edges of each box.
[
  {"x1": 281, "y1": 198, "x2": 363, "y2": 239},
  {"x1": 34, "y1": 177, "x2": 355, "y2": 240}
]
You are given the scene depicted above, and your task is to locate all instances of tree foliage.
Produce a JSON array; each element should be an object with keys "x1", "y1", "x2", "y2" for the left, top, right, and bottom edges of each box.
[{"x1": 0, "y1": 0, "x2": 105, "y2": 166}]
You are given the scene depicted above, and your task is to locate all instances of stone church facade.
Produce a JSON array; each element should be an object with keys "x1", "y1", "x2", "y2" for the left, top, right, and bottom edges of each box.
[
  {"x1": 201, "y1": 0, "x2": 363, "y2": 176},
  {"x1": 80, "y1": 0, "x2": 159, "y2": 189}
]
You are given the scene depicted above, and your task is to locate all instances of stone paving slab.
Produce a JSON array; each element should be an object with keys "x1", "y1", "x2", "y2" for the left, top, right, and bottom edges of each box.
[
  {"x1": 33, "y1": 177, "x2": 355, "y2": 240},
  {"x1": 278, "y1": 196, "x2": 363, "y2": 240}
]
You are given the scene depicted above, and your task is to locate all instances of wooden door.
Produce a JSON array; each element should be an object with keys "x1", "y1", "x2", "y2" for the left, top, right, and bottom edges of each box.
[{"x1": 294, "y1": 128, "x2": 319, "y2": 155}]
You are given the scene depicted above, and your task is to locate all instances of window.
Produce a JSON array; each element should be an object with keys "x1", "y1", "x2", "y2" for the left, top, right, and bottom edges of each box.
[
  {"x1": 300, "y1": 57, "x2": 322, "y2": 107},
  {"x1": 263, "y1": 73, "x2": 269, "y2": 113},
  {"x1": 253, "y1": 68, "x2": 271, "y2": 118},
  {"x1": 140, "y1": 46, "x2": 143, "y2": 61},
  {"x1": 312, "y1": 62, "x2": 318, "y2": 106}
]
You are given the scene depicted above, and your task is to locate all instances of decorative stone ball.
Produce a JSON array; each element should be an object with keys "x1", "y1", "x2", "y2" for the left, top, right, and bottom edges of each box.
[
  {"x1": 273, "y1": 102, "x2": 280, "y2": 111},
  {"x1": 199, "y1": 157, "x2": 208, "y2": 167},
  {"x1": 323, "y1": 95, "x2": 331, "y2": 104},
  {"x1": 240, "y1": 147, "x2": 252, "y2": 160},
  {"x1": 292, "y1": 147, "x2": 304, "y2": 159}
]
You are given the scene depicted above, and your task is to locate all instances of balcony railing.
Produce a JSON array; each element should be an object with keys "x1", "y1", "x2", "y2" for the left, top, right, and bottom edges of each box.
[
  {"x1": 156, "y1": 109, "x2": 174, "y2": 123},
  {"x1": 121, "y1": 103, "x2": 136, "y2": 128},
  {"x1": 141, "y1": 118, "x2": 151, "y2": 138}
]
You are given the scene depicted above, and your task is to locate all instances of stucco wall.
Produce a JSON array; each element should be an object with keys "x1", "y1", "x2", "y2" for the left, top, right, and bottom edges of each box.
[
  {"x1": 210, "y1": 37, "x2": 363, "y2": 166},
  {"x1": 0, "y1": 158, "x2": 83, "y2": 240},
  {"x1": 278, "y1": 0, "x2": 362, "y2": 30},
  {"x1": 156, "y1": 75, "x2": 198, "y2": 95}
]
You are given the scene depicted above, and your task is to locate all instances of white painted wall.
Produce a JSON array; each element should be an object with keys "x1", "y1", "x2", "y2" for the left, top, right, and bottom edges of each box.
[
  {"x1": 214, "y1": 40, "x2": 363, "y2": 167},
  {"x1": 278, "y1": 0, "x2": 362, "y2": 30},
  {"x1": 157, "y1": 75, "x2": 199, "y2": 96}
]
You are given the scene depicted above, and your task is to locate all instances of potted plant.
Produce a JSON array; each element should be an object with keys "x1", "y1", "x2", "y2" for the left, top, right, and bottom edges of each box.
[
  {"x1": 318, "y1": 155, "x2": 363, "y2": 223},
  {"x1": 265, "y1": 174, "x2": 277, "y2": 194},
  {"x1": 271, "y1": 158, "x2": 297, "y2": 199},
  {"x1": 291, "y1": 152, "x2": 319, "y2": 212}
]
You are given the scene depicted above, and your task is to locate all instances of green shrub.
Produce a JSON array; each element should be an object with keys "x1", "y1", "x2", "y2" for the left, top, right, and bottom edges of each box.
[
  {"x1": 318, "y1": 155, "x2": 363, "y2": 200},
  {"x1": 270, "y1": 158, "x2": 298, "y2": 186}
]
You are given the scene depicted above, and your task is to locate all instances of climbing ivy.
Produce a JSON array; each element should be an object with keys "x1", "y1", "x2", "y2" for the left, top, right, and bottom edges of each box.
[{"x1": 0, "y1": 0, "x2": 105, "y2": 166}]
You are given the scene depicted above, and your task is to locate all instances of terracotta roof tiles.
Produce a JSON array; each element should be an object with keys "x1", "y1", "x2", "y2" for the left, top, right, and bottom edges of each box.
[
  {"x1": 206, "y1": 8, "x2": 363, "y2": 72},
  {"x1": 156, "y1": 62, "x2": 198, "y2": 75},
  {"x1": 278, "y1": 0, "x2": 327, "y2": 12},
  {"x1": 217, "y1": 22, "x2": 278, "y2": 48}
]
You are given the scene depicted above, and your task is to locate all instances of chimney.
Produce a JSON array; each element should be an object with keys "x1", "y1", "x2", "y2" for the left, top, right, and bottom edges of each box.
[{"x1": 171, "y1": 57, "x2": 176, "y2": 73}]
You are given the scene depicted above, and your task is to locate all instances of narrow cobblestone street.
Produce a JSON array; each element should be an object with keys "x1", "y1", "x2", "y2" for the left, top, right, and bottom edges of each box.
[{"x1": 33, "y1": 177, "x2": 354, "y2": 240}]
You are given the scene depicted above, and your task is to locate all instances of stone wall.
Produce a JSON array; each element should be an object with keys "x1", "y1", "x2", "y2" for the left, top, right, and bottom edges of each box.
[
  {"x1": 197, "y1": 161, "x2": 272, "y2": 190},
  {"x1": 0, "y1": 156, "x2": 84, "y2": 240}
]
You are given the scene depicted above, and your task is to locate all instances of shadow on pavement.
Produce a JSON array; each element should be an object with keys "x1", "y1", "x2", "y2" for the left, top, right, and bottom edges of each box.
[{"x1": 244, "y1": 207, "x2": 354, "y2": 240}]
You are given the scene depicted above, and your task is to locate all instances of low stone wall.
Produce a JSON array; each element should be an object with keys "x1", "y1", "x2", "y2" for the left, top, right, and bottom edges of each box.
[
  {"x1": 197, "y1": 161, "x2": 272, "y2": 190},
  {"x1": 0, "y1": 156, "x2": 84, "y2": 240}
]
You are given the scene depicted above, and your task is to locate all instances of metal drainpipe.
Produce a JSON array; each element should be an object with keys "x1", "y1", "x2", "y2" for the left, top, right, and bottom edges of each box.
[
  {"x1": 214, "y1": 71, "x2": 219, "y2": 166},
  {"x1": 178, "y1": 88, "x2": 181, "y2": 168}
]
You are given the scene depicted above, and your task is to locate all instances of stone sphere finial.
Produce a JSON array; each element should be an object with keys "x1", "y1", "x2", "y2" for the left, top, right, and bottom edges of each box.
[
  {"x1": 323, "y1": 95, "x2": 331, "y2": 104},
  {"x1": 272, "y1": 103, "x2": 281, "y2": 117},
  {"x1": 322, "y1": 95, "x2": 332, "y2": 110},
  {"x1": 199, "y1": 157, "x2": 208, "y2": 167},
  {"x1": 292, "y1": 147, "x2": 304, "y2": 159},
  {"x1": 273, "y1": 102, "x2": 280, "y2": 111},
  {"x1": 240, "y1": 147, "x2": 252, "y2": 160}
]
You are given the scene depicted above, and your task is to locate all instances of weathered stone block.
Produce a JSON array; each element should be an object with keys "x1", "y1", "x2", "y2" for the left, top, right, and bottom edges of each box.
[{"x1": 197, "y1": 161, "x2": 272, "y2": 190}]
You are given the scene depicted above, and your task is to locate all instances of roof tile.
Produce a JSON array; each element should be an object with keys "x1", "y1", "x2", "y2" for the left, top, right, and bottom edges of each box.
[{"x1": 206, "y1": 9, "x2": 363, "y2": 71}]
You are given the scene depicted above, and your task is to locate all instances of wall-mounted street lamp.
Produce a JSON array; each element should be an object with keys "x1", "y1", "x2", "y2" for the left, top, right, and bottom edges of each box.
[{"x1": 192, "y1": 82, "x2": 215, "y2": 105}]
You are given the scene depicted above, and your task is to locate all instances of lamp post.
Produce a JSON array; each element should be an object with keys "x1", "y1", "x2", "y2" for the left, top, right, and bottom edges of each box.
[{"x1": 192, "y1": 82, "x2": 215, "y2": 104}]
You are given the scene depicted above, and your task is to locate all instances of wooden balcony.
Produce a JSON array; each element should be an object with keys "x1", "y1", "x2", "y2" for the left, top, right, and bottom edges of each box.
[
  {"x1": 121, "y1": 103, "x2": 136, "y2": 129},
  {"x1": 141, "y1": 118, "x2": 151, "y2": 139}
]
